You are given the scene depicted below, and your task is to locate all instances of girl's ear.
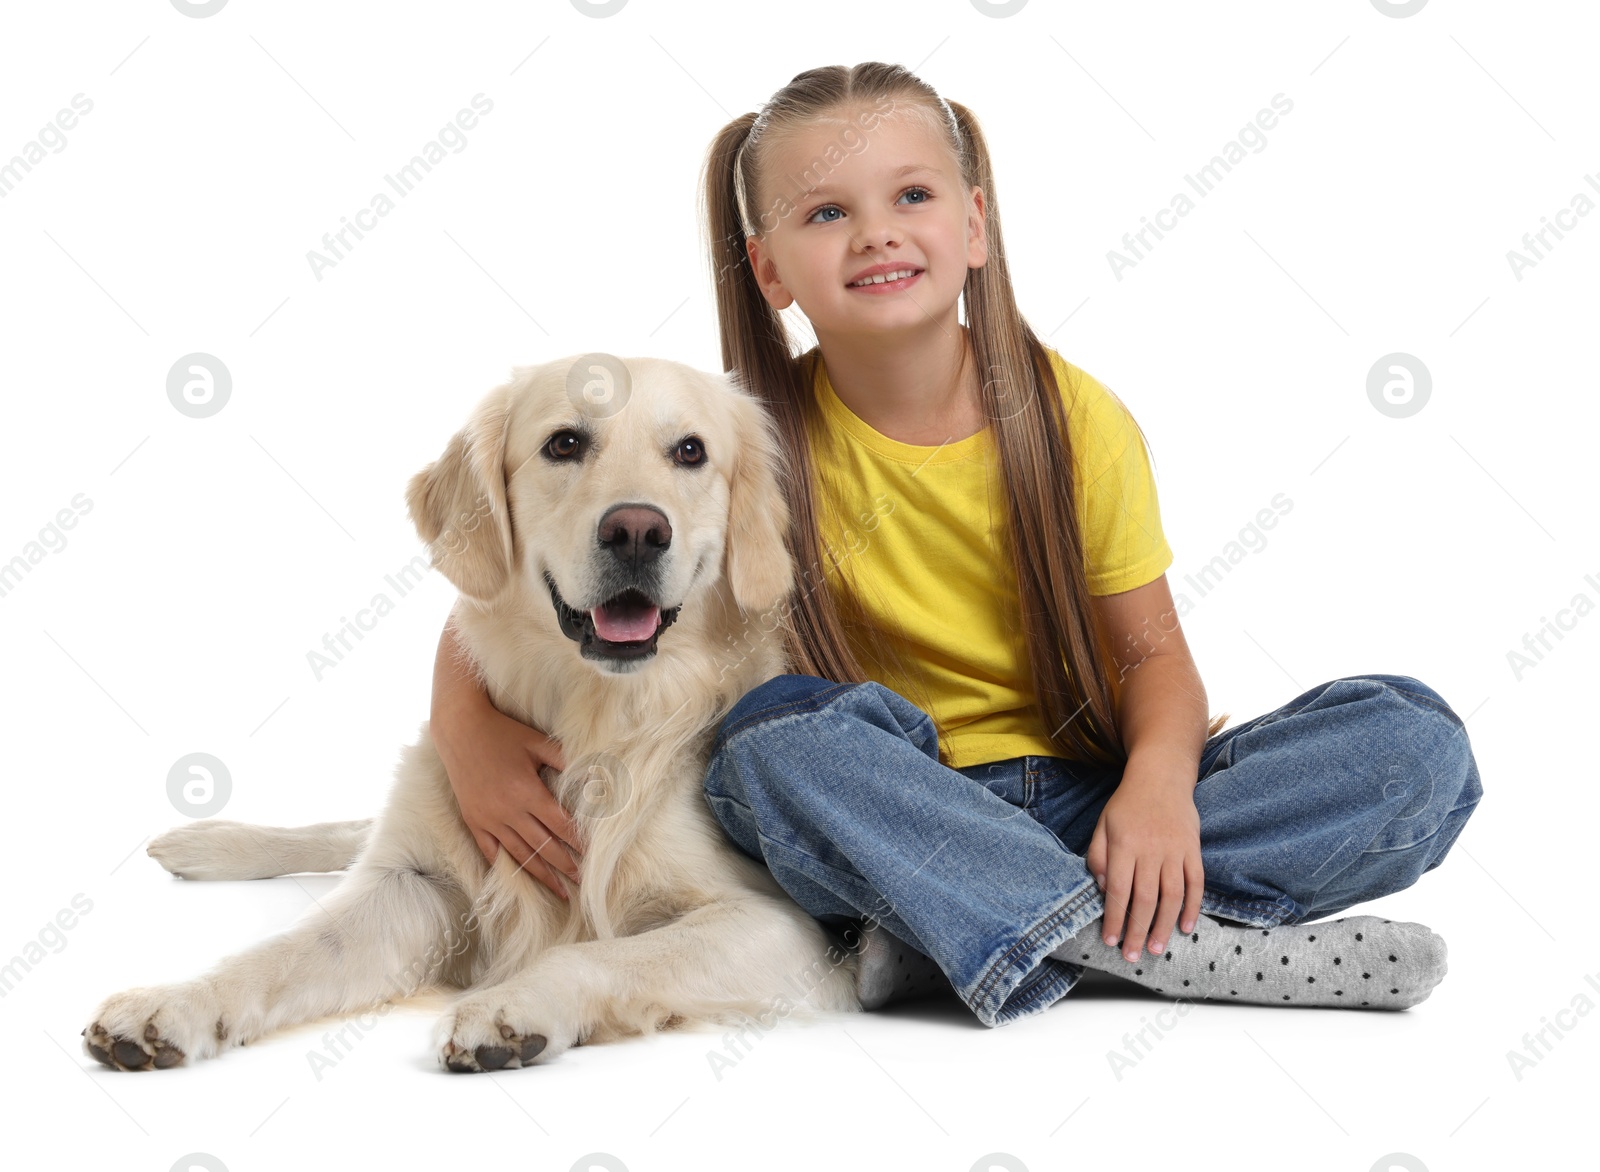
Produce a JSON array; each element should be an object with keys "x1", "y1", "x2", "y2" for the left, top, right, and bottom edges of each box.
[
  {"x1": 722, "y1": 387, "x2": 796, "y2": 615},
  {"x1": 966, "y1": 184, "x2": 988, "y2": 269},
  {"x1": 746, "y1": 236, "x2": 795, "y2": 310},
  {"x1": 406, "y1": 386, "x2": 516, "y2": 603}
]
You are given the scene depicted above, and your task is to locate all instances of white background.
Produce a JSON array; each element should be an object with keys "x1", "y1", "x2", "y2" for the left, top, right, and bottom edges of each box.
[{"x1": 1, "y1": 1, "x2": 1593, "y2": 1170}]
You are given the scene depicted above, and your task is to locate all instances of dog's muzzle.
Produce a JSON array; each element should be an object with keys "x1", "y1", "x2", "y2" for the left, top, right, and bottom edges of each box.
[{"x1": 545, "y1": 572, "x2": 681, "y2": 661}]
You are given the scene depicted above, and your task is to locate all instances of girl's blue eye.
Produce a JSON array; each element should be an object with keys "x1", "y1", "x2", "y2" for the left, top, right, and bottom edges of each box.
[{"x1": 806, "y1": 186, "x2": 933, "y2": 223}]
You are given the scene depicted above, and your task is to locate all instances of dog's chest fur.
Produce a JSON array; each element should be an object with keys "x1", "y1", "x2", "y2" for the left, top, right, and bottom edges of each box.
[{"x1": 449, "y1": 592, "x2": 790, "y2": 974}]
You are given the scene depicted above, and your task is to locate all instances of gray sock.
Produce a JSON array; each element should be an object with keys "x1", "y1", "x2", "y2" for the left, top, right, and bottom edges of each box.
[
  {"x1": 851, "y1": 921, "x2": 952, "y2": 1010},
  {"x1": 1050, "y1": 913, "x2": 1447, "y2": 1009}
]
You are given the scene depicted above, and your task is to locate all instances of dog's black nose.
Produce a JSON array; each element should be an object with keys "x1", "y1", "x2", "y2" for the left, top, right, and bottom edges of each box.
[{"x1": 597, "y1": 504, "x2": 672, "y2": 568}]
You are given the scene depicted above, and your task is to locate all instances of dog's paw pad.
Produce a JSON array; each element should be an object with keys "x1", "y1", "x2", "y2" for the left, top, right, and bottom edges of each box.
[
  {"x1": 83, "y1": 1020, "x2": 186, "y2": 1071},
  {"x1": 474, "y1": 1045, "x2": 513, "y2": 1070},
  {"x1": 440, "y1": 1030, "x2": 548, "y2": 1073}
]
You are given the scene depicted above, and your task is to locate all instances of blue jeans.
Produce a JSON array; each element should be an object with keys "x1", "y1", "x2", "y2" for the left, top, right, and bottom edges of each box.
[{"x1": 703, "y1": 673, "x2": 1483, "y2": 1028}]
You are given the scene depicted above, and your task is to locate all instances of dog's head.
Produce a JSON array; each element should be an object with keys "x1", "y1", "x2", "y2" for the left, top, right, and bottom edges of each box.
[{"x1": 406, "y1": 354, "x2": 794, "y2": 673}]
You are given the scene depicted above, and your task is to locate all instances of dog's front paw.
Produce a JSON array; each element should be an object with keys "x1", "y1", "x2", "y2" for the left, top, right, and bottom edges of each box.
[
  {"x1": 435, "y1": 991, "x2": 576, "y2": 1073},
  {"x1": 146, "y1": 820, "x2": 249, "y2": 880},
  {"x1": 83, "y1": 985, "x2": 224, "y2": 1071}
]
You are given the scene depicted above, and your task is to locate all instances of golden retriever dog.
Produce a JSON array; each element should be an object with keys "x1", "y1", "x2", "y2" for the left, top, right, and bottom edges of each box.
[{"x1": 82, "y1": 354, "x2": 860, "y2": 1072}]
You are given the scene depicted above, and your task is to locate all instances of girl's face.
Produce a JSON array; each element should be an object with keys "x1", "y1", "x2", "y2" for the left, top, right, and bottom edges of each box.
[{"x1": 745, "y1": 105, "x2": 987, "y2": 341}]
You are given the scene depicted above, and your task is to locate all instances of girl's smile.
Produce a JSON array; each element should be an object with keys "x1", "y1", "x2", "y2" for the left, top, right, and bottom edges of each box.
[{"x1": 846, "y1": 263, "x2": 925, "y2": 293}]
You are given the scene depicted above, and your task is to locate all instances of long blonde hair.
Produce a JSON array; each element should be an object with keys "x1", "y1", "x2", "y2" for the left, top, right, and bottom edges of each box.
[{"x1": 699, "y1": 62, "x2": 1224, "y2": 767}]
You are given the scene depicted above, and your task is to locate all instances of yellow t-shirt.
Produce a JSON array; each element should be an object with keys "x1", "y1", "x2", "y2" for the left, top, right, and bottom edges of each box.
[{"x1": 804, "y1": 345, "x2": 1173, "y2": 770}]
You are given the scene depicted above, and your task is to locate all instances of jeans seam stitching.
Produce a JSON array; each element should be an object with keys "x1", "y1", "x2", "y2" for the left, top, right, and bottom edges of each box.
[
  {"x1": 744, "y1": 828, "x2": 917, "y2": 927},
  {"x1": 993, "y1": 967, "x2": 1075, "y2": 1024},
  {"x1": 755, "y1": 827, "x2": 864, "y2": 878},
  {"x1": 973, "y1": 884, "x2": 1099, "y2": 1009}
]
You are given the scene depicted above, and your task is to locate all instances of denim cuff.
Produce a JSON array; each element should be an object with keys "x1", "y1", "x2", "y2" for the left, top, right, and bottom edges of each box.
[{"x1": 963, "y1": 878, "x2": 1104, "y2": 1028}]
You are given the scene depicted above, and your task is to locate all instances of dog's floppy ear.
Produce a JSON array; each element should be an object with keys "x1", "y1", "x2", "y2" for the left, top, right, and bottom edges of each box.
[
  {"x1": 722, "y1": 387, "x2": 795, "y2": 615},
  {"x1": 406, "y1": 385, "x2": 515, "y2": 603}
]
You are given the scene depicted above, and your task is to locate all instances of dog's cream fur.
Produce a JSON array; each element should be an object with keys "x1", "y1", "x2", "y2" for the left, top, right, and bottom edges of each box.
[{"x1": 83, "y1": 356, "x2": 860, "y2": 1072}]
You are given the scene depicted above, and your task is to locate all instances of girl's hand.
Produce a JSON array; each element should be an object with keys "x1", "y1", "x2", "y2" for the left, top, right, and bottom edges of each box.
[
  {"x1": 1084, "y1": 777, "x2": 1204, "y2": 963},
  {"x1": 433, "y1": 700, "x2": 585, "y2": 900}
]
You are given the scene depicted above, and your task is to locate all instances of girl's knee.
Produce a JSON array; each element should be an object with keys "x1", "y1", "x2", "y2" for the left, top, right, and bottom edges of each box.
[
  {"x1": 716, "y1": 673, "x2": 846, "y2": 744},
  {"x1": 1367, "y1": 742, "x2": 1481, "y2": 856},
  {"x1": 1339, "y1": 675, "x2": 1476, "y2": 775},
  {"x1": 714, "y1": 675, "x2": 937, "y2": 760},
  {"x1": 1380, "y1": 676, "x2": 1479, "y2": 790},
  {"x1": 1369, "y1": 673, "x2": 1455, "y2": 717}
]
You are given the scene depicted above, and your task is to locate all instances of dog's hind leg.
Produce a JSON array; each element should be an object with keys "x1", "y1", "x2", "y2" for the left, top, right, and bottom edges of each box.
[
  {"x1": 436, "y1": 895, "x2": 858, "y2": 1071},
  {"x1": 146, "y1": 819, "x2": 374, "y2": 880},
  {"x1": 83, "y1": 858, "x2": 473, "y2": 1071}
]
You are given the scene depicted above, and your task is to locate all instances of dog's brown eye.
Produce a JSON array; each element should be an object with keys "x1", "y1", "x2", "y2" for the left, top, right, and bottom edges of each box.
[
  {"x1": 546, "y1": 431, "x2": 583, "y2": 459},
  {"x1": 674, "y1": 437, "x2": 706, "y2": 466}
]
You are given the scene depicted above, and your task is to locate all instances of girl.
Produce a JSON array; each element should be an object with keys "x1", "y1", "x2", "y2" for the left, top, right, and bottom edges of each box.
[{"x1": 430, "y1": 62, "x2": 1482, "y2": 1029}]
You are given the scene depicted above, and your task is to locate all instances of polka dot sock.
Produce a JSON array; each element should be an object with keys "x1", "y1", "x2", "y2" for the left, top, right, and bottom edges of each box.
[
  {"x1": 1051, "y1": 913, "x2": 1448, "y2": 1009},
  {"x1": 850, "y1": 921, "x2": 953, "y2": 1010}
]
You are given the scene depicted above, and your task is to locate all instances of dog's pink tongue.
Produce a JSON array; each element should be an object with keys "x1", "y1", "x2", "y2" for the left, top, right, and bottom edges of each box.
[{"x1": 591, "y1": 598, "x2": 661, "y2": 643}]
